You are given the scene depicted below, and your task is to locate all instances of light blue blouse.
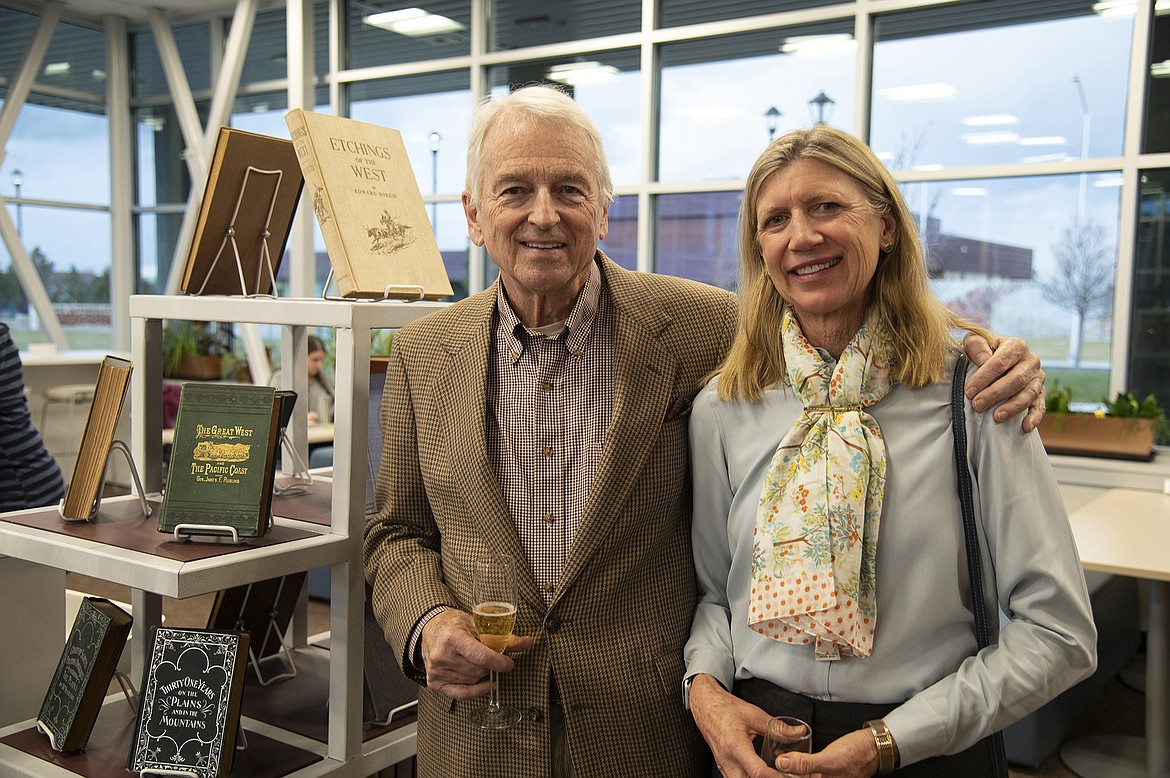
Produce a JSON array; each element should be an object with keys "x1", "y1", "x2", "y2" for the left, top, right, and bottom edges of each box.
[{"x1": 684, "y1": 355, "x2": 1097, "y2": 766}]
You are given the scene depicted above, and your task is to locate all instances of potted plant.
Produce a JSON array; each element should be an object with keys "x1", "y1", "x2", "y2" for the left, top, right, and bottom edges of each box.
[
  {"x1": 1038, "y1": 385, "x2": 1168, "y2": 461},
  {"x1": 162, "y1": 320, "x2": 239, "y2": 380}
]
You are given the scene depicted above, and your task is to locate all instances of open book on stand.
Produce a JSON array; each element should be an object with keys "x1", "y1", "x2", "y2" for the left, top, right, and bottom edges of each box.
[
  {"x1": 36, "y1": 597, "x2": 132, "y2": 751},
  {"x1": 180, "y1": 126, "x2": 304, "y2": 296},
  {"x1": 284, "y1": 108, "x2": 453, "y2": 300},
  {"x1": 60, "y1": 355, "x2": 133, "y2": 520},
  {"x1": 157, "y1": 385, "x2": 296, "y2": 538}
]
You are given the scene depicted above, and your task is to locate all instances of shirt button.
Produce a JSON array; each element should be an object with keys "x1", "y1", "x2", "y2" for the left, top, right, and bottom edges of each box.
[
  {"x1": 542, "y1": 446, "x2": 554, "y2": 457},
  {"x1": 543, "y1": 583, "x2": 555, "y2": 593},
  {"x1": 540, "y1": 381, "x2": 553, "y2": 392},
  {"x1": 543, "y1": 512, "x2": 555, "y2": 524}
]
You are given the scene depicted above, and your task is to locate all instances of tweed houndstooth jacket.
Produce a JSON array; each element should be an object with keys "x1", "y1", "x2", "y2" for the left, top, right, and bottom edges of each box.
[{"x1": 364, "y1": 253, "x2": 737, "y2": 777}]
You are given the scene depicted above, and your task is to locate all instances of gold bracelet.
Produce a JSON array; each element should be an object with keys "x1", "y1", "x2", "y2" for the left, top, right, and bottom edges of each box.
[{"x1": 864, "y1": 719, "x2": 899, "y2": 774}]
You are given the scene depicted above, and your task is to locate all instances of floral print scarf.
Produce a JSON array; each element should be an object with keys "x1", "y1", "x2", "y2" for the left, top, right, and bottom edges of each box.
[{"x1": 747, "y1": 305, "x2": 894, "y2": 659}]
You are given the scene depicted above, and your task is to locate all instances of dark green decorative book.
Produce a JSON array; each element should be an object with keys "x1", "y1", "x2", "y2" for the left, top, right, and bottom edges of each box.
[
  {"x1": 158, "y1": 384, "x2": 295, "y2": 538},
  {"x1": 126, "y1": 627, "x2": 250, "y2": 778},
  {"x1": 36, "y1": 597, "x2": 132, "y2": 751}
]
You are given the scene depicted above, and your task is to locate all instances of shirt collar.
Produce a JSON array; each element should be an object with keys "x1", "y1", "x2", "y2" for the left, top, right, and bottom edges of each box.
[{"x1": 496, "y1": 258, "x2": 602, "y2": 357}]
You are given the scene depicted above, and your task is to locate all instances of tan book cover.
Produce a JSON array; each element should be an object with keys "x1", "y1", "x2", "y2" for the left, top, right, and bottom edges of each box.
[
  {"x1": 181, "y1": 126, "x2": 305, "y2": 296},
  {"x1": 284, "y1": 108, "x2": 453, "y2": 300},
  {"x1": 60, "y1": 355, "x2": 133, "y2": 520}
]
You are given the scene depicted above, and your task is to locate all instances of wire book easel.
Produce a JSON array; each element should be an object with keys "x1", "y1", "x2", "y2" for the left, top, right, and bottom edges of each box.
[{"x1": 191, "y1": 165, "x2": 285, "y2": 299}]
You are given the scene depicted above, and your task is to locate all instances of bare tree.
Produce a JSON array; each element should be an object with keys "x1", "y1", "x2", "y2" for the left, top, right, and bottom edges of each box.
[{"x1": 1040, "y1": 220, "x2": 1114, "y2": 366}]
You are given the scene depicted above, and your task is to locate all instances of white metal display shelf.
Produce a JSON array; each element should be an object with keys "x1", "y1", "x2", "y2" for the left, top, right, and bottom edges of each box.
[
  {"x1": 0, "y1": 294, "x2": 445, "y2": 777},
  {"x1": 0, "y1": 693, "x2": 418, "y2": 778},
  {"x1": 0, "y1": 497, "x2": 348, "y2": 599}
]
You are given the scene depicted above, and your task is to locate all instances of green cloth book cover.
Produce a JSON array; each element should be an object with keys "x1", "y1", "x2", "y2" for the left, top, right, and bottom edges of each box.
[
  {"x1": 157, "y1": 383, "x2": 288, "y2": 538},
  {"x1": 36, "y1": 597, "x2": 132, "y2": 751}
]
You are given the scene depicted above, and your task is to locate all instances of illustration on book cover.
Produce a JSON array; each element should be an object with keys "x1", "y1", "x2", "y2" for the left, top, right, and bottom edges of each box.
[{"x1": 367, "y1": 210, "x2": 417, "y2": 255}]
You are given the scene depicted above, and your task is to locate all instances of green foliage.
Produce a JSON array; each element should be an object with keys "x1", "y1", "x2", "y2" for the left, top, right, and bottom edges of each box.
[
  {"x1": 1043, "y1": 368, "x2": 1109, "y2": 403},
  {"x1": 371, "y1": 329, "x2": 395, "y2": 356},
  {"x1": 1045, "y1": 383, "x2": 1073, "y2": 415},
  {"x1": 1101, "y1": 391, "x2": 1164, "y2": 420},
  {"x1": 1046, "y1": 383, "x2": 1169, "y2": 444},
  {"x1": 162, "y1": 320, "x2": 237, "y2": 377}
]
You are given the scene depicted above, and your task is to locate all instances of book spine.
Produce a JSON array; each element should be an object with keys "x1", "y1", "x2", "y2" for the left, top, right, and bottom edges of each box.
[{"x1": 287, "y1": 110, "x2": 355, "y2": 295}]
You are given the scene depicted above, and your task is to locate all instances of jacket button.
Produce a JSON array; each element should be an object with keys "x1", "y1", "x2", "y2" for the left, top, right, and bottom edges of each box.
[
  {"x1": 528, "y1": 706, "x2": 544, "y2": 723},
  {"x1": 546, "y1": 618, "x2": 562, "y2": 633}
]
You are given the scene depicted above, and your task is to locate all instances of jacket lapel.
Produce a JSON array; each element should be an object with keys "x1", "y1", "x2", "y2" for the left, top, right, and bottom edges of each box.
[
  {"x1": 432, "y1": 290, "x2": 542, "y2": 606},
  {"x1": 553, "y1": 260, "x2": 679, "y2": 602}
]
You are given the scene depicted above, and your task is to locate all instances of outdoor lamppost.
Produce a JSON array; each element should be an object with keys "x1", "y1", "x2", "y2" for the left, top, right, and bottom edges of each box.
[
  {"x1": 11, "y1": 168, "x2": 22, "y2": 238},
  {"x1": 428, "y1": 131, "x2": 442, "y2": 229},
  {"x1": 809, "y1": 91, "x2": 835, "y2": 125},
  {"x1": 764, "y1": 106, "x2": 781, "y2": 142}
]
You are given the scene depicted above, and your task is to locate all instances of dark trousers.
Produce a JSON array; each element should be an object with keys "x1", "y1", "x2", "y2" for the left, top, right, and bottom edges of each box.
[{"x1": 734, "y1": 678, "x2": 1004, "y2": 776}]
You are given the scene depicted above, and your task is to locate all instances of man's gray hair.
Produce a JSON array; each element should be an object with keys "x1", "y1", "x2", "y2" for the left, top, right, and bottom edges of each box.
[{"x1": 464, "y1": 83, "x2": 615, "y2": 208}]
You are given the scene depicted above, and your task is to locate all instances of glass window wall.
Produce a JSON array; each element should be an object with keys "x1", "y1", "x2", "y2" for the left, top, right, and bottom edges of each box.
[
  {"x1": 347, "y1": 0, "x2": 471, "y2": 68},
  {"x1": 659, "y1": 23, "x2": 854, "y2": 183},
  {"x1": 872, "y1": 1, "x2": 1131, "y2": 170},
  {"x1": 488, "y1": 0, "x2": 638, "y2": 50},
  {"x1": 1132, "y1": 169, "x2": 1170, "y2": 415},
  {"x1": 908, "y1": 172, "x2": 1122, "y2": 399}
]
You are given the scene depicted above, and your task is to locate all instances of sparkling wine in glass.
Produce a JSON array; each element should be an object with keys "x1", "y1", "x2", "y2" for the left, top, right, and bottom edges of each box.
[{"x1": 471, "y1": 554, "x2": 521, "y2": 730}]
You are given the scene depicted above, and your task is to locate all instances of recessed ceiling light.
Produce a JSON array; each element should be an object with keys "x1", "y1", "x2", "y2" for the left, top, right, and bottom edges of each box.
[
  {"x1": 363, "y1": 8, "x2": 464, "y2": 37},
  {"x1": 778, "y1": 34, "x2": 855, "y2": 57},
  {"x1": 1021, "y1": 152, "x2": 1073, "y2": 163},
  {"x1": 44, "y1": 62, "x2": 70, "y2": 76},
  {"x1": 961, "y1": 131, "x2": 1020, "y2": 145},
  {"x1": 1092, "y1": 0, "x2": 1170, "y2": 16},
  {"x1": 1018, "y1": 136, "x2": 1068, "y2": 146},
  {"x1": 546, "y1": 61, "x2": 619, "y2": 86},
  {"x1": 960, "y1": 114, "x2": 1018, "y2": 127}
]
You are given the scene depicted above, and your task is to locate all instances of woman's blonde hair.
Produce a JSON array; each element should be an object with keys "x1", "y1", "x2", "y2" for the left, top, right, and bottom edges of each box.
[{"x1": 716, "y1": 124, "x2": 991, "y2": 402}]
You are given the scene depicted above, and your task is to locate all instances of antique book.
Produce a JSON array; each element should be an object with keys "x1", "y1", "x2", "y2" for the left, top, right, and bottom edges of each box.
[
  {"x1": 207, "y1": 571, "x2": 307, "y2": 660},
  {"x1": 284, "y1": 108, "x2": 453, "y2": 300},
  {"x1": 157, "y1": 385, "x2": 295, "y2": 538},
  {"x1": 36, "y1": 597, "x2": 132, "y2": 751},
  {"x1": 60, "y1": 355, "x2": 133, "y2": 520},
  {"x1": 180, "y1": 126, "x2": 305, "y2": 296},
  {"x1": 363, "y1": 599, "x2": 418, "y2": 724},
  {"x1": 127, "y1": 627, "x2": 250, "y2": 778}
]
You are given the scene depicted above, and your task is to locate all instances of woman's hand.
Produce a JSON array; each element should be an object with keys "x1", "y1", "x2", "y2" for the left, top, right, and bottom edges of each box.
[
  {"x1": 689, "y1": 674, "x2": 778, "y2": 777},
  {"x1": 961, "y1": 333, "x2": 1046, "y2": 432},
  {"x1": 771, "y1": 728, "x2": 880, "y2": 777}
]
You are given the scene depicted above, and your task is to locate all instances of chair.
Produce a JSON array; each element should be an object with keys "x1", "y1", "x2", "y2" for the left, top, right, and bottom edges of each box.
[{"x1": 38, "y1": 383, "x2": 96, "y2": 456}]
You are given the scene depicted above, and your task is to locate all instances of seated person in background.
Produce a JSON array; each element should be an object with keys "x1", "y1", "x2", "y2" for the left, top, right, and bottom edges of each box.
[
  {"x1": 270, "y1": 334, "x2": 334, "y2": 424},
  {"x1": 0, "y1": 322, "x2": 66, "y2": 512},
  {"x1": 684, "y1": 125, "x2": 1096, "y2": 776}
]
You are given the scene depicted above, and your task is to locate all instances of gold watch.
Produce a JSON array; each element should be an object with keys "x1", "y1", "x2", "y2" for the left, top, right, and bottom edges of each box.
[{"x1": 864, "y1": 719, "x2": 899, "y2": 774}]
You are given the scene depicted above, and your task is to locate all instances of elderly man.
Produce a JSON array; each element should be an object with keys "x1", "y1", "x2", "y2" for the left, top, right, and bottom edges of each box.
[{"x1": 363, "y1": 84, "x2": 1045, "y2": 778}]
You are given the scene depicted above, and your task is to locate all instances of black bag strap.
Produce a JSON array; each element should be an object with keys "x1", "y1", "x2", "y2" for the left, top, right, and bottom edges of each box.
[{"x1": 950, "y1": 355, "x2": 1009, "y2": 778}]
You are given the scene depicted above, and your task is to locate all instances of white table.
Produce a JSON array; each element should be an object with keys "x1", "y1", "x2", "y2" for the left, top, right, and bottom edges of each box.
[{"x1": 1061, "y1": 487, "x2": 1170, "y2": 778}]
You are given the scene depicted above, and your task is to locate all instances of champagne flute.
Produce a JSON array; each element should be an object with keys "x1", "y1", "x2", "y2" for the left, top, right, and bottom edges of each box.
[{"x1": 471, "y1": 554, "x2": 521, "y2": 730}]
